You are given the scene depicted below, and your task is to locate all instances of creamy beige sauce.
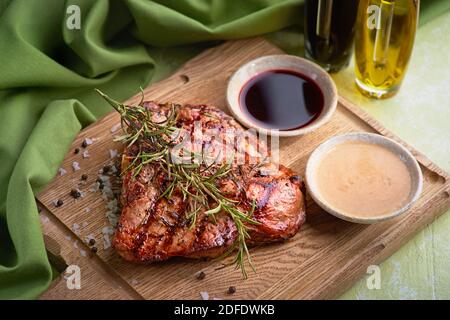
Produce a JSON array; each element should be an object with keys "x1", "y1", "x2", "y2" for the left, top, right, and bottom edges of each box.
[{"x1": 315, "y1": 141, "x2": 411, "y2": 217}]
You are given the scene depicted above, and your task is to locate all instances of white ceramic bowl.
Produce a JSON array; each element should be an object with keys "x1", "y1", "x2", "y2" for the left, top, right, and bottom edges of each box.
[
  {"x1": 305, "y1": 133, "x2": 423, "y2": 224},
  {"x1": 226, "y1": 54, "x2": 338, "y2": 137}
]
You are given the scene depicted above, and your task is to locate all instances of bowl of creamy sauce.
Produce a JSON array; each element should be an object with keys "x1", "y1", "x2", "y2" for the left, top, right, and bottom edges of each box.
[{"x1": 306, "y1": 133, "x2": 423, "y2": 223}]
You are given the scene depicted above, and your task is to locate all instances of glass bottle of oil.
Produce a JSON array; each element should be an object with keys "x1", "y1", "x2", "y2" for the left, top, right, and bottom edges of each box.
[{"x1": 354, "y1": 0, "x2": 419, "y2": 98}]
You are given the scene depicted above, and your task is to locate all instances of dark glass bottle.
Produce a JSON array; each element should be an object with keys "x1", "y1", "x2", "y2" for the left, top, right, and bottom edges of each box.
[{"x1": 304, "y1": 0, "x2": 359, "y2": 72}]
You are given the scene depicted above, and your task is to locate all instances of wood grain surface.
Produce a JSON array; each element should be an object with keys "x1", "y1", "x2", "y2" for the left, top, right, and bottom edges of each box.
[{"x1": 37, "y1": 37, "x2": 450, "y2": 300}]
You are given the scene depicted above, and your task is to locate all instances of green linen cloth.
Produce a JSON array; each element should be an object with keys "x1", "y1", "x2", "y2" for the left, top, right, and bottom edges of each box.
[{"x1": 0, "y1": 0, "x2": 448, "y2": 299}]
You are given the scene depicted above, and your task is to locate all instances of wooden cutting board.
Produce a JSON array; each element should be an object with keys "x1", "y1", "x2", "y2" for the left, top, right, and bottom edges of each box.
[{"x1": 37, "y1": 37, "x2": 450, "y2": 300}]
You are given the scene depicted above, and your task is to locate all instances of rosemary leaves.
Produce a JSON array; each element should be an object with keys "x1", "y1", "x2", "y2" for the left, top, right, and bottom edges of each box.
[{"x1": 96, "y1": 89, "x2": 260, "y2": 277}]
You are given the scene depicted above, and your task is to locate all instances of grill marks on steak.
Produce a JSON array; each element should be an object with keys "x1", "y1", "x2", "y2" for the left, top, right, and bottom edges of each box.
[{"x1": 113, "y1": 102, "x2": 306, "y2": 263}]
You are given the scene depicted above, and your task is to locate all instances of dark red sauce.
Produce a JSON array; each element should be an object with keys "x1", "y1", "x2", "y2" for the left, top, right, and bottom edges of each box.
[{"x1": 239, "y1": 69, "x2": 324, "y2": 131}]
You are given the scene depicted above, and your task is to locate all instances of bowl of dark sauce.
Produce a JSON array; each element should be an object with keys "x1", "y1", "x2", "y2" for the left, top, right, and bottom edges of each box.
[{"x1": 227, "y1": 55, "x2": 338, "y2": 137}]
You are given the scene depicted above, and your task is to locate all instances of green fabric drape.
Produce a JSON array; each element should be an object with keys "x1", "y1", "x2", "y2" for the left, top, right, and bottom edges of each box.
[{"x1": 0, "y1": 0, "x2": 448, "y2": 299}]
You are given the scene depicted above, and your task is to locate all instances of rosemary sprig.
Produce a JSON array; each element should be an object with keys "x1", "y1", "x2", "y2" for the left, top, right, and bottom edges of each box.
[{"x1": 96, "y1": 88, "x2": 260, "y2": 278}]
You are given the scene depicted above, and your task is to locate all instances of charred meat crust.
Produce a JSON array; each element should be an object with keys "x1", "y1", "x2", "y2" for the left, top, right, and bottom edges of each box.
[{"x1": 113, "y1": 102, "x2": 306, "y2": 263}]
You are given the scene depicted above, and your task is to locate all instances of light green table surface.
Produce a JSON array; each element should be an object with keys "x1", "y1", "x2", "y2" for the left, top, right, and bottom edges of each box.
[{"x1": 331, "y1": 11, "x2": 450, "y2": 300}]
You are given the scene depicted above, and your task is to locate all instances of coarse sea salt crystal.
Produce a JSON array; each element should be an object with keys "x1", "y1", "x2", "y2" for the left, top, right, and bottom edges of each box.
[
  {"x1": 106, "y1": 211, "x2": 119, "y2": 227},
  {"x1": 131, "y1": 279, "x2": 139, "y2": 286},
  {"x1": 72, "y1": 223, "x2": 80, "y2": 230},
  {"x1": 85, "y1": 234, "x2": 95, "y2": 243},
  {"x1": 102, "y1": 226, "x2": 114, "y2": 235},
  {"x1": 72, "y1": 162, "x2": 81, "y2": 171},
  {"x1": 200, "y1": 291, "x2": 209, "y2": 300},
  {"x1": 111, "y1": 165, "x2": 118, "y2": 174},
  {"x1": 110, "y1": 123, "x2": 121, "y2": 133},
  {"x1": 80, "y1": 249, "x2": 87, "y2": 257},
  {"x1": 106, "y1": 199, "x2": 118, "y2": 211},
  {"x1": 82, "y1": 221, "x2": 88, "y2": 227},
  {"x1": 82, "y1": 150, "x2": 90, "y2": 158},
  {"x1": 58, "y1": 167, "x2": 67, "y2": 176},
  {"x1": 83, "y1": 138, "x2": 93, "y2": 146},
  {"x1": 109, "y1": 149, "x2": 118, "y2": 159},
  {"x1": 103, "y1": 234, "x2": 111, "y2": 250},
  {"x1": 85, "y1": 207, "x2": 91, "y2": 213},
  {"x1": 90, "y1": 182, "x2": 100, "y2": 192},
  {"x1": 40, "y1": 215, "x2": 50, "y2": 224},
  {"x1": 102, "y1": 186, "x2": 114, "y2": 200},
  {"x1": 101, "y1": 226, "x2": 114, "y2": 249},
  {"x1": 99, "y1": 174, "x2": 110, "y2": 183}
]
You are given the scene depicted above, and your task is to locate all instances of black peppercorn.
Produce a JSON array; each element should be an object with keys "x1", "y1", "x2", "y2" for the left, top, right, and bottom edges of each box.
[
  {"x1": 227, "y1": 286, "x2": 236, "y2": 294},
  {"x1": 74, "y1": 148, "x2": 80, "y2": 154},
  {"x1": 114, "y1": 162, "x2": 121, "y2": 176},
  {"x1": 196, "y1": 271, "x2": 206, "y2": 280},
  {"x1": 55, "y1": 199, "x2": 63, "y2": 207},
  {"x1": 96, "y1": 177, "x2": 104, "y2": 189},
  {"x1": 81, "y1": 140, "x2": 89, "y2": 148},
  {"x1": 70, "y1": 189, "x2": 81, "y2": 199},
  {"x1": 81, "y1": 174, "x2": 88, "y2": 181},
  {"x1": 102, "y1": 165, "x2": 111, "y2": 174},
  {"x1": 88, "y1": 238, "x2": 95, "y2": 246},
  {"x1": 90, "y1": 246, "x2": 98, "y2": 253}
]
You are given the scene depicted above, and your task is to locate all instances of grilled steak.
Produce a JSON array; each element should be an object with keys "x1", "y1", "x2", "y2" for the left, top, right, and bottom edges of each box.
[{"x1": 113, "y1": 102, "x2": 306, "y2": 263}]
